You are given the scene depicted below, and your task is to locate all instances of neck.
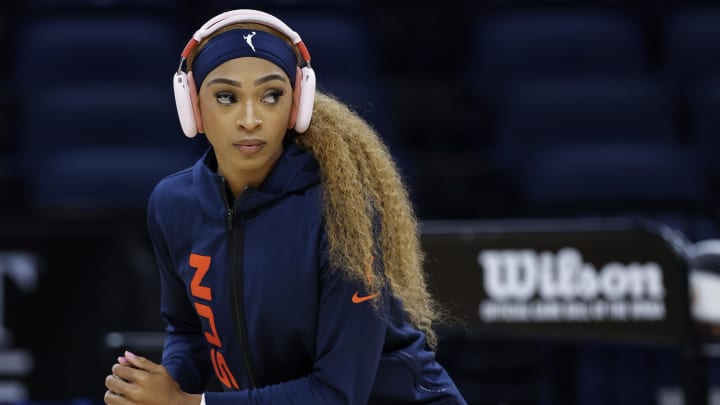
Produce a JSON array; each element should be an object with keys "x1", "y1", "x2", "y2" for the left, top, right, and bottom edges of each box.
[
  {"x1": 217, "y1": 165, "x2": 259, "y2": 200},
  {"x1": 215, "y1": 148, "x2": 283, "y2": 200}
]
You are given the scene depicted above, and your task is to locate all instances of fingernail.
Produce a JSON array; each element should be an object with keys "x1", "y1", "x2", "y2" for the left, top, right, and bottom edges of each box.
[
  {"x1": 118, "y1": 356, "x2": 128, "y2": 364},
  {"x1": 124, "y1": 350, "x2": 136, "y2": 359}
]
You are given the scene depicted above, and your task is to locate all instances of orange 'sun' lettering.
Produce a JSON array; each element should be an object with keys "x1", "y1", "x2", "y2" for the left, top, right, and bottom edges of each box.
[
  {"x1": 189, "y1": 253, "x2": 212, "y2": 301},
  {"x1": 194, "y1": 302, "x2": 222, "y2": 348},
  {"x1": 211, "y1": 348, "x2": 240, "y2": 390},
  {"x1": 189, "y1": 253, "x2": 238, "y2": 389}
]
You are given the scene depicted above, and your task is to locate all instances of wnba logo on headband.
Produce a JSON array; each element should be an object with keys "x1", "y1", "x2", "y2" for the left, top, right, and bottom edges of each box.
[
  {"x1": 244, "y1": 31, "x2": 257, "y2": 52},
  {"x1": 192, "y1": 29, "x2": 298, "y2": 90}
]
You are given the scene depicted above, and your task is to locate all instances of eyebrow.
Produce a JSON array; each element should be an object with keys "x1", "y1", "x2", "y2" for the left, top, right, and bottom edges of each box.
[
  {"x1": 207, "y1": 78, "x2": 241, "y2": 87},
  {"x1": 206, "y1": 74, "x2": 287, "y2": 88},
  {"x1": 254, "y1": 74, "x2": 287, "y2": 86}
]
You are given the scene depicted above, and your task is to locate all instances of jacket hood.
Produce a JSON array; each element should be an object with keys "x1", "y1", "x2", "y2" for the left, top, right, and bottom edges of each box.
[{"x1": 192, "y1": 141, "x2": 321, "y2": 219}]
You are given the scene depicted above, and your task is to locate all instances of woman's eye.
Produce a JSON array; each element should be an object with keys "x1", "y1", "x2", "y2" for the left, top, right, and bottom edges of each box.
[
  {"x1": 261, "y1": 89, "x2": 284, "y2": 105},
  {"x1": 216, "y1": 92, "x2": 236, "y2": 105}
]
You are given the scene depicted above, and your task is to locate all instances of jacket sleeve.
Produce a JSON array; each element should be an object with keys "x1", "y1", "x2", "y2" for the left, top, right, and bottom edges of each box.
[
  {"x1": 147, "y1": 192, "x2": 211, "y2": 394},
  {"x1": 204, "y1": 235, "x2": 387, "y2": 405}
]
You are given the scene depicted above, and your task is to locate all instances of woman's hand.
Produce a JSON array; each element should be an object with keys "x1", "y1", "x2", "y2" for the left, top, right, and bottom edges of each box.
[{"x1": 104, "y1": 350, "x2": 201, "y2": 405}]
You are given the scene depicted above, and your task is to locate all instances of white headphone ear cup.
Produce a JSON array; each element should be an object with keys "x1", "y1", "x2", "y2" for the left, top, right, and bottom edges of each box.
[
  {"x1": 294, "y1": 66, "x2": 316, "y2": 133},
  {"x1": 187, "y1": 71, "x2": 203, "y2": 134},
  {"x1": 288, "y1": 67, "x2": 302, "y2": 130},
  {"x1": 173, "y1": 71, "x2": 198, "y2": 138}
]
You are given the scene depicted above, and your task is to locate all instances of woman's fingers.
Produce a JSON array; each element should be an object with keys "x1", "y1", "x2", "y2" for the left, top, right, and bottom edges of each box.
[
  {"x1": 105, "y1": 373, "x2": 135, "y2": 399},
  {"x1": 104, "y1": 388, "x2": 130, "y2": 405},
  {"x1": 112, "y1": 363, "x2": 148, "y2": 383}
]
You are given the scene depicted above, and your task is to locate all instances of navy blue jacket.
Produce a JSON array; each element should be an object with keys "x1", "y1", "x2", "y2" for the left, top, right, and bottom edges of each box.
[{"x1": 147, "y1": 142, "x2": 466, "y2": 404}]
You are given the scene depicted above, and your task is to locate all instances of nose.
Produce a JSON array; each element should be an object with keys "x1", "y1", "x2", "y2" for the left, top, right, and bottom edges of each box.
[{"x1": 235, "y1": 101, "x2": 262, "y2": 130}]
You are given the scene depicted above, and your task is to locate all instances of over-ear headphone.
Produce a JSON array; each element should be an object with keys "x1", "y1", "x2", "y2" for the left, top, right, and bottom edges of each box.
[{"x1": 173, "y1": 9, "x2": 316, "y2": 138}]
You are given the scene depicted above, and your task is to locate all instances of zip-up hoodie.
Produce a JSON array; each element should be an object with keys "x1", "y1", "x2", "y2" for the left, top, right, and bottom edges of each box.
[{"x1": 147, "y1": 141, "x2": 466, "y2": 404}]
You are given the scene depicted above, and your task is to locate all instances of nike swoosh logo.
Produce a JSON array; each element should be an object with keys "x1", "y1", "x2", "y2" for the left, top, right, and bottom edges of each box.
[{"x1": 352, "y1": 291, "x2": 379, "y2": 304}]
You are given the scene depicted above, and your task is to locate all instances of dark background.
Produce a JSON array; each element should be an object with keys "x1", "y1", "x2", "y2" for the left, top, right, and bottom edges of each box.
[{"x1": 1, "y1": 0, "x2": 720, "y2": 404}]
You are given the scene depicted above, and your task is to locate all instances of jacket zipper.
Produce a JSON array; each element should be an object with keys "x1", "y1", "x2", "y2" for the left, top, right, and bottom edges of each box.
[{"x1": 220, "y1": 177, "x2": 257, "y2": 389}]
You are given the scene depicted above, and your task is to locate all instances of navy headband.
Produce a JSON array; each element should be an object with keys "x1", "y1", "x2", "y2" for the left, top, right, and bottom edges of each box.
[{"x1": 191, "y1": 29, "x2": 298, "y2": 90}]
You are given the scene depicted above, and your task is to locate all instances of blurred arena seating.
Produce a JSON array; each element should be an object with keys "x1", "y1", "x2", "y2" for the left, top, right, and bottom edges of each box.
[
  {"x1": 0, "y1": 3, "x2": 12, "y2": 211},
  {"x1": 1, "y1": 0, "x2": 720, "y2": 404},
  {"x1": 24, "y1": 0, "x2": 182, "y2": 11},
  {"x1": 12, "y1": 12, "x2": 205, "y2": 213},
  {"x1": 664, "y1": 6, "x2": 720, "y2": 196}
]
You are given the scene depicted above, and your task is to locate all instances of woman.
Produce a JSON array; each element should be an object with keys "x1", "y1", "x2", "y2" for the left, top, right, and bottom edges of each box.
[{"x1": 104, "y1": 9, "x2": 466, "y2": 405}]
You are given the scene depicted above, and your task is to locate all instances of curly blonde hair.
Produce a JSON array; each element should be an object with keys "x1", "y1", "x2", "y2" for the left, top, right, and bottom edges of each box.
[
  {"x1": 297, "y1": 92, "x2": 440, "y2": 347},
  {"x1": 188, "y1": 22, "x2": 441, "y2": 347}
]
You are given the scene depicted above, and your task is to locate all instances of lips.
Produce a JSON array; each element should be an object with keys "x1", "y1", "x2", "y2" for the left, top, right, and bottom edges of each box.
[{"x1": 233, "y1": 139, "x2": 266, "y2": 154}]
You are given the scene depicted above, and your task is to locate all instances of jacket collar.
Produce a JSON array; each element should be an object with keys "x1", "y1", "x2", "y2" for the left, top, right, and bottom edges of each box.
[{"x1": 192, "y1": 141, "x2": 320, "y2": 220}]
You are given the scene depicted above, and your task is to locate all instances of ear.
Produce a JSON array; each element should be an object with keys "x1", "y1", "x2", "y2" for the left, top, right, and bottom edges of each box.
[
  {"x1": 188, "y1": 71, "x2": 204, "y2": 133},
  {"x1": 287, "y1": 67, "x2": 302, "y2": 130}
]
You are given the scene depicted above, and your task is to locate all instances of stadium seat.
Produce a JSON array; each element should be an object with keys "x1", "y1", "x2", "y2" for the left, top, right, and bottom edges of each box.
[
  {"x1": 18, "y1": 84, "x2": 205, "y2": 211},
  {"x1": 489, "y1": 74, "x2": 715, "y2": 241},
  {"x1": 462, "y1": 7, "x2": 651, "y2": 167},
  {"x1": 208, "y1": 0, "x2": 363, "y2": 11},
  {"x1": 14, "y1": 16, "x2": 181, "y2": 86},
  {"x1": 0, "y1": 10, "x2": 8, "y2": 151},
  {"x1": 493, "y1": 77, "x2": 675, "y2": 176},
  {"x1": 0, "y1": 2, "x2": 23, "y2": 212},
  {"x1": 24, "y1": 0, "x2": 179, "y2": 12},
  {"x1": 12, "y1": 16, "x2": 202, "y2": 212},
  {"x1": 468, "y1": 8, "x2": 648, "y2": 99},
  {"x1": 523, "y1": 142, "x2": 708, "y2": 210},
  {"x1": 664, "y1": 6, "x2": 720, "y2": 88},
  {"x1": 665, "y1": 7, "x2": 720, "y2": 204},
  {"x1": 663, "y1": 5, "x2": 720, "y2": 174},
  {"x1": 687, "y1": 77, "x2": 720, "y2": 183}
]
